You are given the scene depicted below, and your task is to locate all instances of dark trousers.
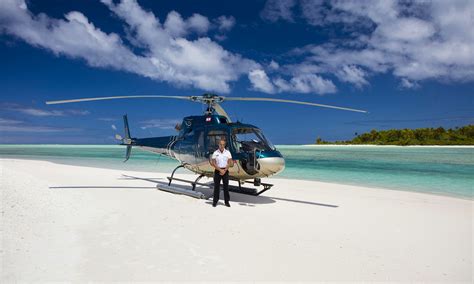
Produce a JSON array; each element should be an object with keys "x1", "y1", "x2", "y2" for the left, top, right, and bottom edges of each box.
[{"x1": 213, "y1": 168, "x2": 229, "y2": 205}]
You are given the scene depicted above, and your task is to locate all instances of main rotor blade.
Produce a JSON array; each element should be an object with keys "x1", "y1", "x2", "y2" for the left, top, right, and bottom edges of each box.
[
  {"x1": 45, "y1": 95, "x2": 193, "y2": 105},
  {"x1": 224, "y1": 97, "x2": 368, "y2": 113}
]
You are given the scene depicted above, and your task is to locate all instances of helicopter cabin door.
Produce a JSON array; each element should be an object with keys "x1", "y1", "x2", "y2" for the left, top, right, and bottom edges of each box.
[
  {"x1": 177, "y1": 127, "x2": 196, "y2": 165},
  {"x1": 194, "y1": 128, "x2": 206, "y2": 163}
]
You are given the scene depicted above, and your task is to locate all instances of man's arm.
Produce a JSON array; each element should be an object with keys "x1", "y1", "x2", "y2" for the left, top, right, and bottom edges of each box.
[
  {"x1": 211, "y1": 151, "x2": 219, "y2": 170},
  {"x1": 211, "y1": 158, "x2": 220, "y2": 171},
  {"x1": 225, "y1": 152, "x2": 234, "y2": 171},
  {"x1": 227, "y1": 158, "x2": 234, "y2": 168}
]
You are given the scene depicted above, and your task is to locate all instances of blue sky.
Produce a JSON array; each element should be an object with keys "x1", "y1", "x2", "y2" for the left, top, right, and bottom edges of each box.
[{"x1": 1, "y1": 0, "x2": 473, "y2": 144}]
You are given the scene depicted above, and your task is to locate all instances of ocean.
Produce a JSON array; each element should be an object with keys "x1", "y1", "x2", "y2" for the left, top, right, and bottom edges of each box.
[{"x1": 0, "y1": 144, "x2": 472, "y2": 199}]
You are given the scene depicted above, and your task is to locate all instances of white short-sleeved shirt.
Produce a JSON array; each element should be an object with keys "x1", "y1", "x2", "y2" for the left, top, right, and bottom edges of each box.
[{"x1": 212, "y1": 148, "x2": 232, "y2": 168}]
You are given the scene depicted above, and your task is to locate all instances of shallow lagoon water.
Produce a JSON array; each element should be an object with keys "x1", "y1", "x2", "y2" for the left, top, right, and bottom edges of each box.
[{"x1": 1, "y1": 144, "x2": 472, "y2": 199}]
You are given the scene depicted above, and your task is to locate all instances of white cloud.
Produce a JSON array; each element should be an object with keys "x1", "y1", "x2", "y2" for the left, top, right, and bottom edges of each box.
[
  {"x1": 261, "y1": 0, "x2": 474, "y2": 88},
  {"x1": 0, "y1": 0, "x2": 152, "y2": 78},
  {"x1": 0, "y1": 0, "x2": 258, "y2": 93},
  {"x1": 269, "y1": 60, "x2": 280, "y2": 70},
  {"x1": 213, "y1": 15, "x2": 235, "y2": 41},
  {"x1": 336, "y1": 65, "x2": 368, "y2": 88},
  {"x1": 163, "y1": 11, "x2": 211, "y2": 37},
  {"x1": 213, "y1": 34, "x2": 227, "y2": 42},
  {"x1": 1, "y1": 103, "x2": 90, "y2": 116},
  {"x1": 101, "y1": 0, "x2": 258, "y2": 93},
  {"x1": 187, "y1": 13, "x2": 210, "y2": 34},
  {"x1": 163, "y1": 11, "x2": 187, "y2": 37},
  {"x1": 400, "y1": 78, "x2": 419, "y2": 89},
  {"x1": 273, "y1": 74, "x2": 336, "y2": 94},
  {"x1": 0, "y1": 125, "x2": 65, "y2": 132},
  {"x1": 376, "y1": 17, "x2": 435, "y2": 42},
  {"x1": 248, "y1": 67, "x2": 336, "y2": 95},
  {"x1": 4, "y1": 0, "x2": 470, "y2": 95},
  {"x1": 0, "y1": 118, "x2": 21, "y2": 125},
  {"x1": 17, "y1": 108, "x2": 65, "y2": 116},
  {"x1": 261, "y1": 0, "x2": 297, "y2": 22},
  {"x1": 215, "y1": 15, "x2": 235, "y2": 32},
  {"x1": 66, "y1": 109, "x2": 90, "y2": 115},
  {"x1": 0, "y1": 117, "x2": 80, "y2": 132},
  {"x1": 98, "y1": 117, "x2": 117, "y2": 121},
  {"x1": 248, "y1": 69, "x2": 276, "y2": 93},
  {"x1": 140, "y1": 118, "x2": 181, "y2": 130},
  {"x1": 111, "y1": 124, "x2": 117, "y2": 130}
]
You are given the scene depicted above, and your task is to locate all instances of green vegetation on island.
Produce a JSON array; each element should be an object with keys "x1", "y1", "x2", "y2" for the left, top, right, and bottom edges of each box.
[{"x1": 315, "y1": 125, "x2": 474, "y2": 146}]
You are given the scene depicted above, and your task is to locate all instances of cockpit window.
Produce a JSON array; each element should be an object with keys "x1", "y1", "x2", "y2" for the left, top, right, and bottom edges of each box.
[{"x1": 232, "y1": 128, "x2": 275, "y2": 152}]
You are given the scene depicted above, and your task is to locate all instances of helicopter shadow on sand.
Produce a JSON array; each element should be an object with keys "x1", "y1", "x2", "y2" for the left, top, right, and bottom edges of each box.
[
  {"x1": 49, "y1": 175, "x2": 339, "y2": 208},
  {"x1": 119, "y1": 174, "x2": 339, "y2": 208}
]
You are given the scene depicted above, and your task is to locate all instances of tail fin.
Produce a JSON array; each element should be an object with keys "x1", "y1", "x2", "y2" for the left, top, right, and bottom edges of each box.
[{"x1": 115, "y1": 114, "x2": 134, "y2": 162}]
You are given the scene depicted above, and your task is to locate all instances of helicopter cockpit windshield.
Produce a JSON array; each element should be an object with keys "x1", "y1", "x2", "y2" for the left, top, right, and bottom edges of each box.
[{"x1": 232, "y1": 128, "x2": 275, "y2": 153}]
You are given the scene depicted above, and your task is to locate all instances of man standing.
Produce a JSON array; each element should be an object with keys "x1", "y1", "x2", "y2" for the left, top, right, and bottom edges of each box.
[{"x1": 211, "y1": 138, "x2": 233, "y2": 207}]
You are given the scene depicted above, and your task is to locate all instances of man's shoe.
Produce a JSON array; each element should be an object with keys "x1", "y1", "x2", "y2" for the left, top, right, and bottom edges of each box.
[
  {"x1": 225, "y1": 203, "x2": 231, "y2": 207},
  {"x1": 212, "y1": 203, "x2": 217, "y2": 207}
]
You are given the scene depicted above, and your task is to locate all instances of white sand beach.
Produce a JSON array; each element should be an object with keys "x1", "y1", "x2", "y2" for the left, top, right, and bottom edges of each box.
[{"x1": 1, "y1": 159, "x2": 472, "y2": 282}]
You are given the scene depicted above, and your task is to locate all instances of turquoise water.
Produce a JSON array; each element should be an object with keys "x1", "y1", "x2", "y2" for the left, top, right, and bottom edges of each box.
[{"x1": 0, "y1": 144, "x2": 472, "y2": 199}]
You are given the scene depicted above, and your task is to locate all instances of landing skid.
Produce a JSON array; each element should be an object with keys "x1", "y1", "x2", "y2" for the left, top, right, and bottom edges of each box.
[
  {"x1": 161, "y1": 164, "x2": 273, "y2": 198},
  {"x1": 227, "y1": 179, "x2": 273, "y2": 196}
]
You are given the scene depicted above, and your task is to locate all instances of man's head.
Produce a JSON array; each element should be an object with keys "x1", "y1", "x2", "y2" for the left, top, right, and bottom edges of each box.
[{"x1": 218, "y1": 138, "x2": 226, "y2": 151}]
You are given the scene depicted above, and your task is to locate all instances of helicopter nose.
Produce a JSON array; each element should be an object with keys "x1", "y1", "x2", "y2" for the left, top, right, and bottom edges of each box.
[{"x1": 257, "y1": 157, "x2": 285, "y2": 176}]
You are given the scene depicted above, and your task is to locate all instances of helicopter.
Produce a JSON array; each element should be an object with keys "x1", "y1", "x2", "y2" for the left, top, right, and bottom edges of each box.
[{"x1": 46, "y1": 93, "x2": 367, "y2": 197}]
